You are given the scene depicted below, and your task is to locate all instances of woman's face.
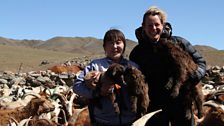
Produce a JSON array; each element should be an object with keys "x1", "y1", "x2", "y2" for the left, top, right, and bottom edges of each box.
[
  {"x1": 104, "y1": 39, "x2": 124, "y2": 62},
  {"x1": 143, "y1": 15, "x2": 163, "y2": 42}
]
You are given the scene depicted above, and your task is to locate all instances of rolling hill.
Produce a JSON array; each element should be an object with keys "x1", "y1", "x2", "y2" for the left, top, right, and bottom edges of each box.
[{"x1": 0, "y1": 36, "x2": 223, "y2": 72}]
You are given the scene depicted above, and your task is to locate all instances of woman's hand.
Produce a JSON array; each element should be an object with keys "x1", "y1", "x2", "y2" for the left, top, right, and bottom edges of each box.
[{"x1": 84, "y1": 71, "x2": 101, "y2": 90}]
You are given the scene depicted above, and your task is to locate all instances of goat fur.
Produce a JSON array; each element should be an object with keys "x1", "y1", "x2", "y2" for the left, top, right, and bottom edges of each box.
[
  {"x1": 99, "y1": 63, "x2": 150, "y2": 117},
  {"x1": 98, "y1": 63, "x2": 125, "y2": 114},
  {"x1": 124, "y1": 64, "x2": 150, "y2": 118},
  {"x1": 197, "y1": 105, "x2": 224, "y2": 126},
  {"x1": 0, "y1": 94, "x2": 55, "y2": 125},
  {"x1": 155, "y1": 38, "x2": 204, "y2": 120}
]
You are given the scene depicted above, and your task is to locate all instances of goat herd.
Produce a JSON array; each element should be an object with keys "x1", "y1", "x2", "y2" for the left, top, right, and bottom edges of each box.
[{"x1": 0, "y1": 59, "x2": 224, "y2": 126}]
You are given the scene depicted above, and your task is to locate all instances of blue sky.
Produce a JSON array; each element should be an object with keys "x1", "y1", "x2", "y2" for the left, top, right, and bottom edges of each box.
[{"x1": 0, "y1": 0, "x2": 223, "y2": 50}]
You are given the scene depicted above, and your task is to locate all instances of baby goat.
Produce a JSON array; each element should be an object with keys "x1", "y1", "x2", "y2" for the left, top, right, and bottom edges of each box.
[
  {"x1": 124, "y1": 64, "x2": 150, "y2": 118},
  {"x1": 99, "y1": 63, "x2": 125, "y2": 114},
  {"x1": 100, "y1": 63, "x2": 149, "y2": 117},
  {"x1": 85, "y1": 63, "x2": 149, "y2": 117},
  {"x1": 156, "y1": 38, "x2": 204, "y2": 120}
]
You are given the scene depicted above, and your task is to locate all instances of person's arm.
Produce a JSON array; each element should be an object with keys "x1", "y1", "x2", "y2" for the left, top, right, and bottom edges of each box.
[
  {"x1": 73, "y1": 63, "x2": 100, "y2": 99},
  {"x1": 175, "y1": 36, "x2": 206, "y2": 82}
]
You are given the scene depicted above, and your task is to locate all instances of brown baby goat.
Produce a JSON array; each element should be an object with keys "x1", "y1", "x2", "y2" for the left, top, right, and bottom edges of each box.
[{"x1": 156, "y1": 38, "x2": 204, "y2": 120}]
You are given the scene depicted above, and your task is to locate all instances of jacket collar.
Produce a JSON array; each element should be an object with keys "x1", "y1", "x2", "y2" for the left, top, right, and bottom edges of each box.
[
  {"x1": 105, "y1": 57, "x2": 128, "y2": 66},
  {"x1": 135, "y1": 26, "x2": 155, "y2": 46}
]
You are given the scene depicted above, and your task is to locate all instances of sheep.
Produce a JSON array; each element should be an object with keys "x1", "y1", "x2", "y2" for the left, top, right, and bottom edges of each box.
[
  {"x1": 123, "y1": 64, "x2": 150, "y2": 118},
  {"x1": 155, "y1": 38, "x2": 204, "y2": 120},
  {"x1": 0, "y1": 93, "x2": 55, "y2": 126}
]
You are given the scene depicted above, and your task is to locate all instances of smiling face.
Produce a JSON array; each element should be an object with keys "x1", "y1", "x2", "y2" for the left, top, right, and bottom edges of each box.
[
  {"x1": 143, "y1": 15, "x2": 164, "y2": 42},
  {"x1": 103, "y1": 29, "x2": 126, "y2": 63},
  {"x1": 104, "y1": 39, "x2": 125, "y2": 62}
]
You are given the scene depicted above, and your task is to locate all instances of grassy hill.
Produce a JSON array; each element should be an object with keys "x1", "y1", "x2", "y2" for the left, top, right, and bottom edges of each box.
[
  {"x1": 0, "y1": 44, "x2": 77, "y2": 72},
  {"x1": 0, "y1": 36, "x2": 223, "y2": 72}
]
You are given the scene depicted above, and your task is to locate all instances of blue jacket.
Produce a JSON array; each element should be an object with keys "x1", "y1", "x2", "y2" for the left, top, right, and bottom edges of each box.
[{"x1": 73, "y1": 57, "x2": 139, "y2": 125}]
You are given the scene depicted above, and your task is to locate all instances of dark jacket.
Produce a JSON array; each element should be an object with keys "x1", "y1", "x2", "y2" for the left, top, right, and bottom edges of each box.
[{"x1": 129, "y1": 27, "x2": 206, "y2": 109}]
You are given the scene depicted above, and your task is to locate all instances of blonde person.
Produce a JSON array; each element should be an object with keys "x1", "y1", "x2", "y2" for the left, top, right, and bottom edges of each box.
[
  {"x1": 73, "y1": 29, "x2": 138, "y2": 126},
  {"x1": 129, "y1": 6, "x2": 206, "y2": 126}
]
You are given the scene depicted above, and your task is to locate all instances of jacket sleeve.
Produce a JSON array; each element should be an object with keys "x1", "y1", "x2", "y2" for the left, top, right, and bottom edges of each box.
[
  {"x1": 73, "y1": 63, "x2": 97, "y2": 99},
  {"x1": 174, "y1": 36, "x2": 207, "y2": 82}
]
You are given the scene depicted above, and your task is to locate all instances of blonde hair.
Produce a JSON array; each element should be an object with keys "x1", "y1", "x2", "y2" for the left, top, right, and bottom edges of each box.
[{"x1": 142, "y1": 6, "x2": 167, "y2": 25}]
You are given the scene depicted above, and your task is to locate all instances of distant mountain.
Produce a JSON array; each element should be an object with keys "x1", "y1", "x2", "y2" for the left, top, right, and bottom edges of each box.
[
  {"x1": 194, "y1": 45, "x2": 219, "y2": 52},
  {"x1": 193, "y1": 45, "x2": 224, "y2": 67},
  {"x1": 0, "y1": 36, "x2": 137, "y2": 56},
  {"x1": 0, "y1": 36, "x2": 223, "y2": 68}
]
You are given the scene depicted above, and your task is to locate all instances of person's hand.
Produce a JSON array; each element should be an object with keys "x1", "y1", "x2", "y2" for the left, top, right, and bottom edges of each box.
[{"x1": 84, "y1": 71, "x2": 101, "y2": 90}]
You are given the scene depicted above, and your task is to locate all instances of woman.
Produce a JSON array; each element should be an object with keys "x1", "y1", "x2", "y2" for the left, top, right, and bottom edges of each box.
[
  {"x1": 73, "y1": 29, "x2": 138, "y2": 126},
  {"x1": 129, "y1": 6, "x2": 206, "y2": 126}
]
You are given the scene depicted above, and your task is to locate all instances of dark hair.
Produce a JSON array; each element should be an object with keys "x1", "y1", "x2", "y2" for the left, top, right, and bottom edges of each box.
[{"x1": 103, "y1": 29, "x2": 126, "y2": 52}]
